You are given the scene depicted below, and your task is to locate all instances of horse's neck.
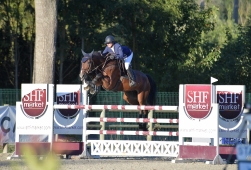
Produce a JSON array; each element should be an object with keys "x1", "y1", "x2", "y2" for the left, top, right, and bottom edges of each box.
[{"x1": 93, "y1": 55, "x2": 105, "y2": 67}]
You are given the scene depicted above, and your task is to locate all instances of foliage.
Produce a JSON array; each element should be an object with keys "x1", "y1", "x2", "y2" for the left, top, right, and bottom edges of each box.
[
  {"x1": 11, "y1": 145, "x2": 60, "y2": 170},
  {"x1": 213, "y1": 26, "x2": 251, "y2": 91},
  {"x1": 0, "y1": 0, "x2": 251, "y2": 92},
  {"x1": 0, "y1": 0, "x2": 35, "y2": 87}
]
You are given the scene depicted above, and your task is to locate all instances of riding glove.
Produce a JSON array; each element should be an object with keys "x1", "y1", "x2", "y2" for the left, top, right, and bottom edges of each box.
[{"x1": 109, "y1": 53, "x2": 117, "y2": 60}]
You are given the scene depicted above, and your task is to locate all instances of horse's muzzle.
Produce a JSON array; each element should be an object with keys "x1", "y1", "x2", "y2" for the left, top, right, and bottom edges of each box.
[
  {"x1": 79, "y1": 72, "x2": 87, "y2": 82},
  {"x1": 83, "y1": 81, "x2": 97, "y2": 95}
]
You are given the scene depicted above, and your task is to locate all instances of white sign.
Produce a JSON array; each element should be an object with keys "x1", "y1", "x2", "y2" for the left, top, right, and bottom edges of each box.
[
  {"x1": 15, "y1": 84, "x2": 54, "y2": 143},
  {"x1": 54, "y1": 84, "x2": 84, "y2": 134},
  {"x1": 216, "y1": 85, "x2": 246, "y2": 139},
  {"x1": 179, "y1": 84, "x2": 218, "y2": 144}
]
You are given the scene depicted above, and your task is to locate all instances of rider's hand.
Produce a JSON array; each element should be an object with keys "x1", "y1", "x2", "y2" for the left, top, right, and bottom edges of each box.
[
  {"x1": 108, "y1": 53, "x2": 116, "y2": 60},
  {"x1": 109, "y1": 54, "x2": 115, "y2": 59}
]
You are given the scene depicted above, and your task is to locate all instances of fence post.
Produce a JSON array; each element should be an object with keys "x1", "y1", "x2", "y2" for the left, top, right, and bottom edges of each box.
[
  {"x1": 147, "y1": 110, "x2": 153, "y2": 141},
  {"x1": 100, "y1": 109, "x2": 106, "y2": 140},
  {"x1": 2, "y1": 143, "x2": 8, "y2": 153}
]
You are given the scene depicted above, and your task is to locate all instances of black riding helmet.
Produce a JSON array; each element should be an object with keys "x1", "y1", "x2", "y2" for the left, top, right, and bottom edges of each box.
[{"x1": 104, "y1": 35, "x2": 115, "y2": 44}]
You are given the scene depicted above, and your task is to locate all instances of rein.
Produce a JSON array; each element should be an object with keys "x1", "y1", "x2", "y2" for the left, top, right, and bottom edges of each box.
[
  {"x1": 87, "y1": 58, "x2": 104, "y2": 74},
  {"x1": 89, "y1": 56, "x2": 118, "y2": 74}
]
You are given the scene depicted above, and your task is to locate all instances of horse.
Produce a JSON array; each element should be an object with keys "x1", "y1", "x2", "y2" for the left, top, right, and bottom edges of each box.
[{"x1": 79, "y1": 50, "x2": 157, "y2": 131}]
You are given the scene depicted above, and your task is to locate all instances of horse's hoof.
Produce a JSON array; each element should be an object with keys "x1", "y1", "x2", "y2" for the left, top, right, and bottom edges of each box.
[
  {"x1": 138, "y1": 123, "x2": 148, "y2": 131},
  {"x1": 138, "y1": 123, "x2": 143, "y2": 130},
  {"x1": 143, "y1": 127, "x2": 148, "y2": 131},
  {"x1": 90, "y1": 89, "x2": 96, "y2": 94},
  {"x1": 83, "y1": 81, "x2": 87, "y2": 85}
]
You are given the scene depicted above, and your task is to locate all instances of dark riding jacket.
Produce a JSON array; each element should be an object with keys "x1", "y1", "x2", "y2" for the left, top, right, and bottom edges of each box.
[{"x1": 103, "y1": 43, "x2": 132, "y2": 59}]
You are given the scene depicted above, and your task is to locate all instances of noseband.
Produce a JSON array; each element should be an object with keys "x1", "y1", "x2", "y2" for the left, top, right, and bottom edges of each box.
[
  {"x1": 82, "y1": 56, "x2": 102, "y2": 78},
  {"x1": 85, "y1": 58, "x2": 94, "y2": 74}
]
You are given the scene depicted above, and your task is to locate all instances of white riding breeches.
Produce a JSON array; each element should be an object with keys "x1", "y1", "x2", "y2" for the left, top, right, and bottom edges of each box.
[{"x1": 124, "y1": 52, "x2": 133, "y2": 70}]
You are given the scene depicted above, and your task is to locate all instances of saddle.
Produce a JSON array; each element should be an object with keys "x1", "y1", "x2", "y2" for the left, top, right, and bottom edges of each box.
[
  {"x1": 98, "y1": 51, "x2": 127, "y2": 77},
  {"x1": 100, "y1": 51, "x2": 132, "y2": 80}
]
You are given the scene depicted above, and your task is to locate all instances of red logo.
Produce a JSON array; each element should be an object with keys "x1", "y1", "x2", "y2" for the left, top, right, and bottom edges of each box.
[
  {"x1": 185, "y1": 85, "x2": 212, "y2": 119},
  {"x1": 217, "y1": 91, "x2": 242, "y2": 121},
  {"x1": 56, "y1": 91, "x2": 80, "y2": 118},
  {"x1": 21, "y1": 89, "x2": 47, "y2": 118}
]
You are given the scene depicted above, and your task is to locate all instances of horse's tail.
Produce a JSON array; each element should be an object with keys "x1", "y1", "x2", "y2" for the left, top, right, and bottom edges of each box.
[{"x1": 146, "y1": 74, "x2": 157, "y2": 105}]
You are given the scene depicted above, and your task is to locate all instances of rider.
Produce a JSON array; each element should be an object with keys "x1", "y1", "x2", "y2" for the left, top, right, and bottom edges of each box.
[{"x1": 102, "y1": 35, "x2": 136, "y2": 87}]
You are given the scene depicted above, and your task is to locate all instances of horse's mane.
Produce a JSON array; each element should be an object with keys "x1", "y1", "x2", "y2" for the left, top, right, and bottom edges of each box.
[
  {"x1": 91, "y1": 51, "x2": 105, "y2": 59},
  {"x1": 92, "y1": 51, "x2": 101, "y2": 56}
]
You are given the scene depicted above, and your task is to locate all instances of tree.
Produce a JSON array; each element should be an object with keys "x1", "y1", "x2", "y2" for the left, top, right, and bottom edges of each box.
[
  {"x1": 33, "y1": 0, "x2": 58, "y2": 84},
  {"x1": 0, "y1": 0, "x2": 35, "y2": 90},
  {"x1": 55, "y1": 0, "x2": 104, "y2": 84}
]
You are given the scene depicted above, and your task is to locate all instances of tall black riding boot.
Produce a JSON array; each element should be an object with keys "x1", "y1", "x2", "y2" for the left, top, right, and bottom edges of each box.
[{"x1": 127, "y1": 67, "x2": 136, "y2": 87}]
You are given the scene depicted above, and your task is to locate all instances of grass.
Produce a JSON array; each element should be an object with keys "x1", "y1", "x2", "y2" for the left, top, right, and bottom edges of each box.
[
  {"x1": 1, "y1": 144, "x2": 60, "y2": 170},
  {"x1": 0, "y1": 144, "x2": 15, "y2": 153}
]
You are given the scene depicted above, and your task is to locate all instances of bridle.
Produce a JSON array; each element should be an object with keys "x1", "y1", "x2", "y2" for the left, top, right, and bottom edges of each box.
[
  {"x1": 81, "y1": 50, "x2": 104, "y2": 80},
  {"x1": 84, "y1": 58, "x2": 94, "y2": 74},
  {"x1": 80, "y1": 50, "x2": 119, "y2": 82},
  {"x1": 83, "y1": 56, "x2": 105, "y2": 75},
  {"x1": 82, "y1": 51, "x2": 113, "y2": 74}
]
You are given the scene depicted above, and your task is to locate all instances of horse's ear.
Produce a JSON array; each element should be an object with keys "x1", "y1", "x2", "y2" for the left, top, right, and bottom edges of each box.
[
  {"x1": 81, "y1": 49, "x2": 87, "y2": 56},
  {"x1": 90, "y1": 49, "x2": 94, "y2": 56}
]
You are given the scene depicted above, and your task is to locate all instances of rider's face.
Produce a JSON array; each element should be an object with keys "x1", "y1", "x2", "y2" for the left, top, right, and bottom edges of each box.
[{"x1": 107, "y1": 42, "x2": 113, "y2": 48}]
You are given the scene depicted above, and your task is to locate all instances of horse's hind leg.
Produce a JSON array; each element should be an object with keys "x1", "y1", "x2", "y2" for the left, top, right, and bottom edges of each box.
[
  {"x1": 138, "y1": 110, "x2": 146, "y2": 131},
  {"x1": 137, "y1": 91, "x2": 150, "y2": 131},
  {"x1": 123, "y1": 92, "x2": 145, "y2": 130},
  {"x1": 123, "y1": 91, "x2": 138, "y2": 105}
]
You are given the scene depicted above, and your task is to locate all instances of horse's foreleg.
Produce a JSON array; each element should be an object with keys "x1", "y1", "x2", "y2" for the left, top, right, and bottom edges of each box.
[
  {"x1": 83, "y1": 80, "x2": 97, "y2": 94},
  {"x1": 92, "y1": 73, "x2": 103, "y2": 84},
  {"x1": 83, "y1": 80, "x2": 91, "y2": 90}
]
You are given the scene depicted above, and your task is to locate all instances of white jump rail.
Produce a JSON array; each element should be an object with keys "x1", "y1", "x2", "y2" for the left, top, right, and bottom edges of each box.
[
  {"x1": 53, "y1": 104, "x2": 178, "y2": 112},
  {"x1": 86, "y1": 117, "x2": 179, "y2": 123},
  {"x1": 86, "y1": 130, "x2": 178, "y2": 136}
]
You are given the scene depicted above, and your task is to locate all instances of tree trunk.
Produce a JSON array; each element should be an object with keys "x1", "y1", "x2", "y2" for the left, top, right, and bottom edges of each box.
[
  {"x1": 29, "y1": 42, "x2": 33, "y2": 83},
  {"x1": 233, "y1": 0, "x2": 239, "y2": 24},
  {"x1": 200, "y1": 0, "x2": 205, "y2": 10},
  {"x1": 33, "y1": 0, "x2": 58, "y2": 84},
  {"x1": 14, "y1": 38, "x2": 18, "y2": 100},
  {"x1": 59, "y1": 23, "x2": 66, "y2": 84}
]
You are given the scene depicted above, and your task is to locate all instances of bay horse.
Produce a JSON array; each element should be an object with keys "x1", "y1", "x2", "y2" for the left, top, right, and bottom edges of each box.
[{"x1": 79, "y1": 50, "x2": 157, "y2": 131}]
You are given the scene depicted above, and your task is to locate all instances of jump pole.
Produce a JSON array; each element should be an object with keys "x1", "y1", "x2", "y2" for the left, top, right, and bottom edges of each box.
[{"x1": 53, "y1": 104, "x2": 178, "y2": 112}]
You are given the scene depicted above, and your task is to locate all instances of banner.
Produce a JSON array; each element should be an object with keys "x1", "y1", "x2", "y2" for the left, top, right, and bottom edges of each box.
[{"x1": 0, "y1": 106, "x2": 16, "y2": 144}]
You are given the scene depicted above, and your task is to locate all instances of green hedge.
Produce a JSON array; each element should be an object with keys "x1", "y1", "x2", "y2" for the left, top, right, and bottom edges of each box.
[{"x1": 0, "y1": 89, "x2": 21, "y2": 106}]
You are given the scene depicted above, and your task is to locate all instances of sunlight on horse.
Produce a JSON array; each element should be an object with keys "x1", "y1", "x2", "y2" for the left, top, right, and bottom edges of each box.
[{"x1": 79, "y1": 50, "x2": 157, "y2": 131}]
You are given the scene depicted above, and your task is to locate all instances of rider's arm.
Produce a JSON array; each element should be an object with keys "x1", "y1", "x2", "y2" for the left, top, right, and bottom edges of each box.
[
  {"x1": 102, "y1": 46, "x2": 116, "y2": 58},
  {"x1": 114, "y1": 44, "x2": 124, "y2": 59},
  {"x1": 102, "y1": 46, "x2": 110, "y2": 55}
]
